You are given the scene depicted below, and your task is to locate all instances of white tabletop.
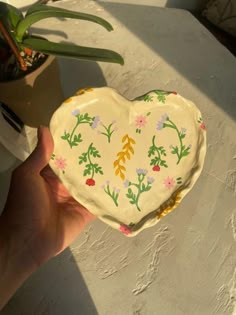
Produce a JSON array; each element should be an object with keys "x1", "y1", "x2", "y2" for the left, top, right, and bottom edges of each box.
[{"x1": 1, "y1": 1, "x2": 236, "y2": 314}]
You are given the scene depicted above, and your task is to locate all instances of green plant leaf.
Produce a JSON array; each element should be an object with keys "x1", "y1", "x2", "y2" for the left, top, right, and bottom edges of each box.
[
  {"x1": 0, "y1": 3, "x2": 23, "y2": 30},
  {"x1": 73, "y1": 133, "x2": 82, "y2": 143},
  {"x1": 83, "y1": 169, "x2": 91, "y2": 176},
  {"x1": 150, "y1": 157, "x2": 159, "y2": 166},
  {"x1": 182, "y1": 149, "x2": 190, "y2": 157},
  {"x1": 0, "y1": 3, "x2": 23, "y2": 56},
  {"x1": 76, "y1": 133, "x2": 82, "y2": 142},
  {"x1": 95, "y1": 166, "x2": 103, "y2": 175},
  {"x1": 16, "y1": 4, "x2": 113, "y2": 41},
  {"x1": 61, "y1": 131, "x2": 69, "y2": 140},
  {"x1": 171, "y1": 146, "x2": 179, "y2": 154},
  {"x1": 90, "y1": 147, "x2": 101, "y2": 158},
  {"x1": 148, "y1": 146, "x2": 155, "y2": 157},
  {"x1": 78, "y1": 153, "x2": 87, "y2": 164},
  {"x1": 160, "y1": 160, "x2": 165, "y2": 166},
  {"x1": 21, "y1": 38, "x2": 124, "y2": 65},
  {"x1": 85, "y1": 164, "x2": 92, "y2": 170},
  {"x1": 84, "y1": 113, "x2": 89, "y2": 120},
  {"x1": 143, "y1": 94, "x2": 153, "y2": 102}
]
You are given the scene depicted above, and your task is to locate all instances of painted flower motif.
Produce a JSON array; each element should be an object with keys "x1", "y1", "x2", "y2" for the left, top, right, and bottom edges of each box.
[
  {"x1": 91, "y1": 116, "x2": 100, "y2": 129},
  {"x1": 86, "y1": 178, "x2": 95, "y2": 186},
  {"x1": 77, "y1": 89, "x2": 86, "y2": 95},
  {"x1": 157, "y1": 121, "x2": 164, "y2": 130},
  {"x1": 152, "y1": 165, "x2": 160, "y2": 172},
  {"x1": 136, "y1": 168, "x2": 148, "y2": 175},
  {"x1": 156, "y1": 113, "x2": 168, "y2": 130},
  {"x1": 76, "y1": 87, "x2": 93, "y2": 95},
  {"x1": 124, "y1": 180, "x2": 130, "y2": 188},
  {"x1": 135, "y1": 115, "x2": 147, "y2": 128},
  {"x1": 64, "y1": 97, "x2": 73, "y2": 104},
  {"x1": 163, "y1": 176, "x2": 175, "y2": 189},
  {"x1": 172, "y1": 91, "x2": 177, "y2": 95},
  {"x1": 161, "y1": 113, "x2": 168, "y2": 121},
  {"x1": 103, "y1": 181, "x2": 120, "y2": 206},
  {"x1": 54, "y1": 157, "x2": 67, "y2": 170},
  {"x1": 181, "y1": 128, "x2": 187, "y2": 134},
  {"x1": 200, "y1": 122, "x2": 206, "y2": 130},
  {"x1": 71, "y1": 109, "x2": 80, "y2": 116},
  {"x1": 119, "y1": 224, "x2": 132, "y2": 235},
  {"x1": 147, "y1": 176, "x2": 155, "y2": 184},
  {"x1": 157, "y1": 192, "x2": 182, "y2": 220}
]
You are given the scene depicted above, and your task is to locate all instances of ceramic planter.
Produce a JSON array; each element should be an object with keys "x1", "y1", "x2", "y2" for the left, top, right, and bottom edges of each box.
[{"x1": 0, "y1": 55, "x2": 64, "y2": 127}]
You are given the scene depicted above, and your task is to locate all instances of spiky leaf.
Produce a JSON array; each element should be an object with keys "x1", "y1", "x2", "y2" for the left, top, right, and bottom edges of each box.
[
  {"x1": 21, "y1": 38, "x2": 124, "y2": 64},
  {"x1": 0, "y1": 3, "x2": 23, "y2": 30},
  {"x1": 16, "y1": 4, "x2": 113, "y2": 42}
]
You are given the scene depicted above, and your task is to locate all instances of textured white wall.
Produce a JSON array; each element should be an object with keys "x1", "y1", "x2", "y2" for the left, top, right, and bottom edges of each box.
[
  {"x1": 99, "y1": 0, "x2": 207, "y2": 11},
  {"x1": 4, "y1": 0, "x2": 206, "y2": 12},
  {"x1": 1, "y1": 1, "x2": 236, "y2": 315},
  {"x1": 2, "y1": 0, "x2": 236, "y2": 314}
]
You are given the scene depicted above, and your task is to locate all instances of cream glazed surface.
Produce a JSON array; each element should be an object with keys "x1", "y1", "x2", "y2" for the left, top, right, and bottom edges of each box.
[{"x1": 49, "y1": 87, "x2": 207, "y2": 236}]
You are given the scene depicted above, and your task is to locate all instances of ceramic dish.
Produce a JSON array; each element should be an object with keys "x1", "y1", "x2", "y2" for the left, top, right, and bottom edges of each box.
[{"x1": 49, "y1": 87, "x2": 207, "y2": 236}]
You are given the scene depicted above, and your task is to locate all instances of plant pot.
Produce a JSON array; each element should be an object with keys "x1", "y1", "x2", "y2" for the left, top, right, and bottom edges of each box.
[{"x1": 0, "y1": 55, "x2": 64, "y2": 127}]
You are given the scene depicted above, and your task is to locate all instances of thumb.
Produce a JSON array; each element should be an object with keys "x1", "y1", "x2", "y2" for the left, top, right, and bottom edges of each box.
[{"x1": 23, "y1": 126, "x2": 54, "y2": 173}]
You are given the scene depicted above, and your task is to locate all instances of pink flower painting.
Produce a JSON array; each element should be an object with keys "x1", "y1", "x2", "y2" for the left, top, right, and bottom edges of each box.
[
  {"x1": 55, "y1": 157, "x2": 67, "y2": 172},
  {"x1": 200, "y1": 122, "x2": 206, "y2": 130},
  {"x1": 86, "y1": 178, "x2": 96, "y2": 186},
  {"x1": 163, "y1": 176, "x2": 175, "y2": 189},
  {"x1": 119, "y1": 224, "x2": 132, "y2": 235},
  {"x1": 135, "y1": 115, "x2": 147, "y2": 128}
]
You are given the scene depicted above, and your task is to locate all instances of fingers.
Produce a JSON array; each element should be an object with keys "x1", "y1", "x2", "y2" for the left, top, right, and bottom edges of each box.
[
  {"x1": 22, "y1": 126, "x2": 54, "y2": 173},
  {"x1": 77, "y1": 206, "x2": 96, "y2": 222},
  {"x1": 41, "y1": 165, "x2": 56, "y2": 178},
  {"x1": 71, "y1": 202, "x2": 96, "y2": 222}
]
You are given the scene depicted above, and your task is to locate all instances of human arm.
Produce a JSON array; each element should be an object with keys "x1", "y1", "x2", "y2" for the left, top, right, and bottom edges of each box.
[{"x1": 0, "y1": 126, "x2": 94, "y2": 310}]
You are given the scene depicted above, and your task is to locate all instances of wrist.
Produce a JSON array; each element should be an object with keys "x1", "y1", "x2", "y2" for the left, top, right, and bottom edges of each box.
[{"x1": 0, "y1": 213, "x2": 37, "y2": 310}]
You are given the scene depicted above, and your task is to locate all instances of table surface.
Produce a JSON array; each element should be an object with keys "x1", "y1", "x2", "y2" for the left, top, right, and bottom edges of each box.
[{"x1": 1, "y1": 1, "x2": 236, "y2": 314}]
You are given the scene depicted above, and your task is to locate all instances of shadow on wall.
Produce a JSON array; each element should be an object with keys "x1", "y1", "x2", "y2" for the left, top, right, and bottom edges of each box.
[
  {"x1": 0, "y1": 147, "x2": 100, "y2": 314},
  {"x1": 58, "y1": 58, "x2": 107, "y2": 98},
  {"x1": 96, "y1": 1, "x2": 236, "y2": 120},
  {"x1": 1, "y1": 248, "x2": 99, "y2": 315},
  {"x1": 0, "y1": 59, "x2": 106, "y2": 314},
  {"x1": 165, "y1": 0, "x2": 206, "y2": 11},
  {"x1": 30, "y1": 27, "x2": 68, "y2": 40},
  {"x1": 0, "y1": 57, "x2": 106, "y2": 128}
]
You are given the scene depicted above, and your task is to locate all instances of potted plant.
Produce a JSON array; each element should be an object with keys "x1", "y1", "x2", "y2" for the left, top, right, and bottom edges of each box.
[{"x1": 0, "y1": 2, "x2": 124, "y2": 126}]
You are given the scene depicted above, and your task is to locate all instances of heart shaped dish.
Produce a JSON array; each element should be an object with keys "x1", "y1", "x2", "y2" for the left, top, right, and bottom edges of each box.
[{"x1": 49, "y1": 87, "x2": 206, "y2": 236}]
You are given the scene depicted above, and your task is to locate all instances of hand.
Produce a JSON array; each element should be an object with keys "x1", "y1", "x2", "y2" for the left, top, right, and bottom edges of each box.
[{"x1": 0, "y1": 126, "x2": 95, "y2": 310}]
